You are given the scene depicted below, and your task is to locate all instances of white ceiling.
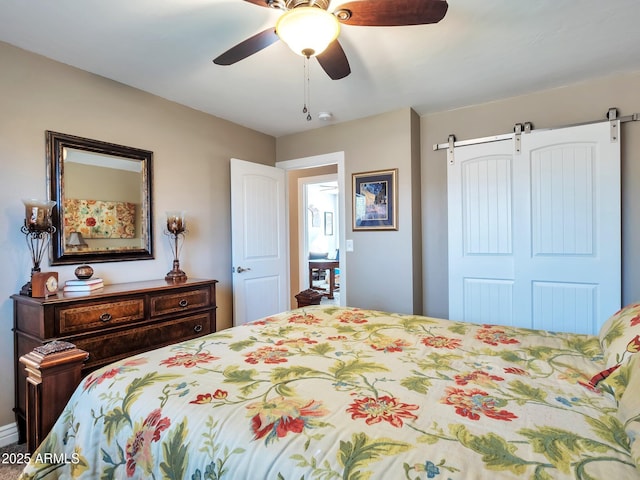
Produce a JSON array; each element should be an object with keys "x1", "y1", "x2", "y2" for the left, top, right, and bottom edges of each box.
[{"x1": 2, "y1": 0, "x2": 640, "y2": 137}]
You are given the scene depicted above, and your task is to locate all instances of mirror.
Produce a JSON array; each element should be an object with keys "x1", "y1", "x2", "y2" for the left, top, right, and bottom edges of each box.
[{"x1": 47, "y1": 131, "x2": 154, "y2": 265}]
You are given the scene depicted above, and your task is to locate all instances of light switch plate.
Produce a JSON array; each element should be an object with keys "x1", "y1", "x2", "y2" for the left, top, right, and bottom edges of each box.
[{"x1": 346, "y1": 239, "x2": 354, "y2": 252}]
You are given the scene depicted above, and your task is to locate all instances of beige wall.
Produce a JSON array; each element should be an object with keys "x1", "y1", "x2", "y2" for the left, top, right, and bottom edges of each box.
[
  {"x1": 0, "y1": 41, "x2": 275, "y2": 428},
  {"x1": 277, "y1": 108, "x2": 423, "y2": 314},
  {"x1": 278, "y1": 72, "x2": 640, "y2": 320},
  {"x1": 410, "y1": 110, "x2": 423, "y2": 313},
  {"x1": 3, "y1": 38, "x2": 639, "y2": 436},
  {"x1": 421, "y1": 72, "x2": 640, "y2": 318}
]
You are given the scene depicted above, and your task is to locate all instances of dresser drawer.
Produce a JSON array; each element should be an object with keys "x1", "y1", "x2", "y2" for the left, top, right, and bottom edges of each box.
[
  {"x1": 57, "y1": 298, "x2": 145, "y2": 334},
  {"x1": 75, "y1": 312, "x2": 213, "y2": 370},
  {"x1": 149, "y1": 285, "x2": 211, "y2": 318}
]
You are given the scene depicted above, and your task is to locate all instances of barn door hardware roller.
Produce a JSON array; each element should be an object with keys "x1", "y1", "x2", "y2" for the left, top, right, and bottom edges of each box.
[
  {"x1": 608, "y1": 108, "x2": 619, "y2": 143},
  {"x1": 512, "y1": 122, "x2": 533, "y2": 154}
]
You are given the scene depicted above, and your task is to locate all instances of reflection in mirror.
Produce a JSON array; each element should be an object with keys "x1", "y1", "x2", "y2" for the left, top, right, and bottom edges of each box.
[
  {"x1": 47, "y1": 131, "x2": 154, "y2": 265},
  {"x1": 63, "y1": 149, "x2": 143, "y2": 252}
]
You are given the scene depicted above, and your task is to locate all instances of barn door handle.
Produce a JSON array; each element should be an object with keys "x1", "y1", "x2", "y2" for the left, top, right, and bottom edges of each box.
[{"x1": 236, "y1": 266, "x2": 251, "y2": 273}]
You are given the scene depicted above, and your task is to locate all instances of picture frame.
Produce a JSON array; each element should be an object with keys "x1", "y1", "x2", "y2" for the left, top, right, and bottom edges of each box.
[
  {"x1": 324, "y1": 211, "x2": 333, "y2": 236},
  {"x1": 352, "y1": 168, "x2": 398, "y2": 230}
]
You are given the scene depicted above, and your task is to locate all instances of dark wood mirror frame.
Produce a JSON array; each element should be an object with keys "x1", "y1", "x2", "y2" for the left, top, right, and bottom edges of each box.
[{"x1": 47, "y1": 131, "x2": 154, "y2": 265}]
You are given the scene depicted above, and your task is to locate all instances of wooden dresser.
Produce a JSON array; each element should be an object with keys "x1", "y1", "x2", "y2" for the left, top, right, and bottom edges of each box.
[{"x1": 12, "y1": 278, "x2": 217, "y2": 443}]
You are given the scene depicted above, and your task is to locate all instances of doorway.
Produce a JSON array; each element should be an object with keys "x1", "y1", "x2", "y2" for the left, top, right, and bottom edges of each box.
[
  {"x1": 301, "y1": 174, "x2": 339, "y2": 304},
  {"x1": 276, "y1": 152, "x2": 346, "y2": 309}
]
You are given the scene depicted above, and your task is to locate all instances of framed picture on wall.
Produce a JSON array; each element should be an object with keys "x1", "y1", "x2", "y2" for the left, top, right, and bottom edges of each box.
[
  {"x1": 352, "y1": 168, "x2": 398, "y2": 230},
  {"x1": 324, "y1": 211, "x2": 333, "y2": 235}
]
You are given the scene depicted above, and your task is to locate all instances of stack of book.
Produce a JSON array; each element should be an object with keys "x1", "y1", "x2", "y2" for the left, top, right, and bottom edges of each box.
[{"x1": 63, "y1": 277, "x2": 104, "y2": 292}]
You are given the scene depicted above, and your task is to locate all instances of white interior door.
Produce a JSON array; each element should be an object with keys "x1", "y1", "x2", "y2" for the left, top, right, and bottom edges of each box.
[
  {"x1": 448, "y1": 140, "x2": 516, "y2": 326},
  {"x1": 448, "y1": 121, "x2": 620, "y2": 334},
  {"x1": 516, "y1": 122, "x2": 621, "y2": 333},
  {"x1": 230, "y1": 158, "x2": 288, "y2": 326}
]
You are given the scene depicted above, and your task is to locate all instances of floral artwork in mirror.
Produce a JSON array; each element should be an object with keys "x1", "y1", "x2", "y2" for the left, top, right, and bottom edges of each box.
[{"x1": 46, "y1": 131, "x2": 154, "y2": 265}]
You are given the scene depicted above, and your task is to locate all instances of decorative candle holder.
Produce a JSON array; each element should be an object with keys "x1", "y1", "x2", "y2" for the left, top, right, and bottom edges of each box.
[
  {"x1": 164, "y1": 210, "x2": 187, "y2": 282},
  {"x1": 20, "y1": 199, "x2": 57, "y2": 296}
]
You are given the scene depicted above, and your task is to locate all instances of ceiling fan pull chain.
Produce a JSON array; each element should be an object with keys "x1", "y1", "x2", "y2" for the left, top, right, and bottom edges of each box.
[
  {"x1": 303, "y1": 55, "x2": 312, "y2": 121},
  {"x1": 302, "y1": 56, "x2": 312, "y2": 122},
  {"x1": 306, "y1": 57, "x2": 312, "y2": 121},
  {"x1": 302, "y1": 57, "x2": 308, "y2": 115}
]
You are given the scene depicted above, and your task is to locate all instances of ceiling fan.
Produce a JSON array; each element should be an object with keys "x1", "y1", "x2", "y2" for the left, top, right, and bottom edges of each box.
[{"x1": 213, "y1": 0, "x2": 449, "y2": 80}]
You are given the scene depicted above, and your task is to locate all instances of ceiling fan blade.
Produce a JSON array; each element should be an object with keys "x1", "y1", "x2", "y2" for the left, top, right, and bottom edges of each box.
[
  {"x1": 316, "y1": 40, "x2": 351, "y2": 80},
  {"x1": 213, "y1": 28, "x2": 279, "y2": 65},
  {"x1": 336, "y1": 0, "x2": 448, "y2": 26},
  {"x1": 243, "y1": 0, "x2": 271, "y2": 8}
]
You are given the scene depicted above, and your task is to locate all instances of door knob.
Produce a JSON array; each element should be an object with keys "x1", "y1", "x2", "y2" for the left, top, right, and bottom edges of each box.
[{"x1": 237, "y1": 266, "x2": 251, "y2": 273}]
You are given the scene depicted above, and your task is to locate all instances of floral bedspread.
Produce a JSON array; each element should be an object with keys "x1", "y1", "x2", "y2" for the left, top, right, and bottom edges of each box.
[{"x1": 20, "y1": 306, "x2": 639, "y2": 479}]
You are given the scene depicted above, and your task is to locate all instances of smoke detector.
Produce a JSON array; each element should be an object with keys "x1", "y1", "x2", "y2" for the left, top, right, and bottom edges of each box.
[{"x1": 318, "y1": 112, "x2": 333, "y2": 121}]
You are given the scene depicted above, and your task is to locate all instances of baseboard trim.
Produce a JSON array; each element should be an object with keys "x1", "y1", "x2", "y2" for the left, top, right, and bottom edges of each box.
[{"x1": 0, "y1": 423, "x2": 19, "y2": 447}]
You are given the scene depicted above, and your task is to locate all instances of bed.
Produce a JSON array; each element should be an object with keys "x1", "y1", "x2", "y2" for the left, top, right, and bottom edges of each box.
[{"x1": 19, "y1": 304, "x2": 640, "y2": 479}]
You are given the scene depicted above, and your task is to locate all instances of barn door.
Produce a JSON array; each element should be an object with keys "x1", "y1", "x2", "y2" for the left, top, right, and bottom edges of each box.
[{"x1": 448, "y1": 121, "x2": 620, "y2": 334}]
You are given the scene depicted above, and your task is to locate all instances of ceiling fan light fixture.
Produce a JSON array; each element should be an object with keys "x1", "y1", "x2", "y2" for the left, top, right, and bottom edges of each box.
[{"x1": 275, "y1": 7, "x2": 340, "y2": 57}]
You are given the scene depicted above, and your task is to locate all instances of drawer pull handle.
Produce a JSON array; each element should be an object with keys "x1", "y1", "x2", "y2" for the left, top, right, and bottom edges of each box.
[
  {"x1": 194, "y1": 324, "x2": 203, "y2": 333},
  {"x1": 179, "y1": 299, "x2": 189, "y2": 308},
  {"x1": 99, "y1": 313, "x2": 113, "y2": 323}
]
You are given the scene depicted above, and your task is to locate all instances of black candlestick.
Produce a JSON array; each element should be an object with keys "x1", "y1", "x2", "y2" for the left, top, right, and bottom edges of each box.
[
  {"x1": 20, "y1": 223, "x2": 56, "y2": 296},
  {"x1": 164, "y1": 229, "x2": 187, "y2": 282}
]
